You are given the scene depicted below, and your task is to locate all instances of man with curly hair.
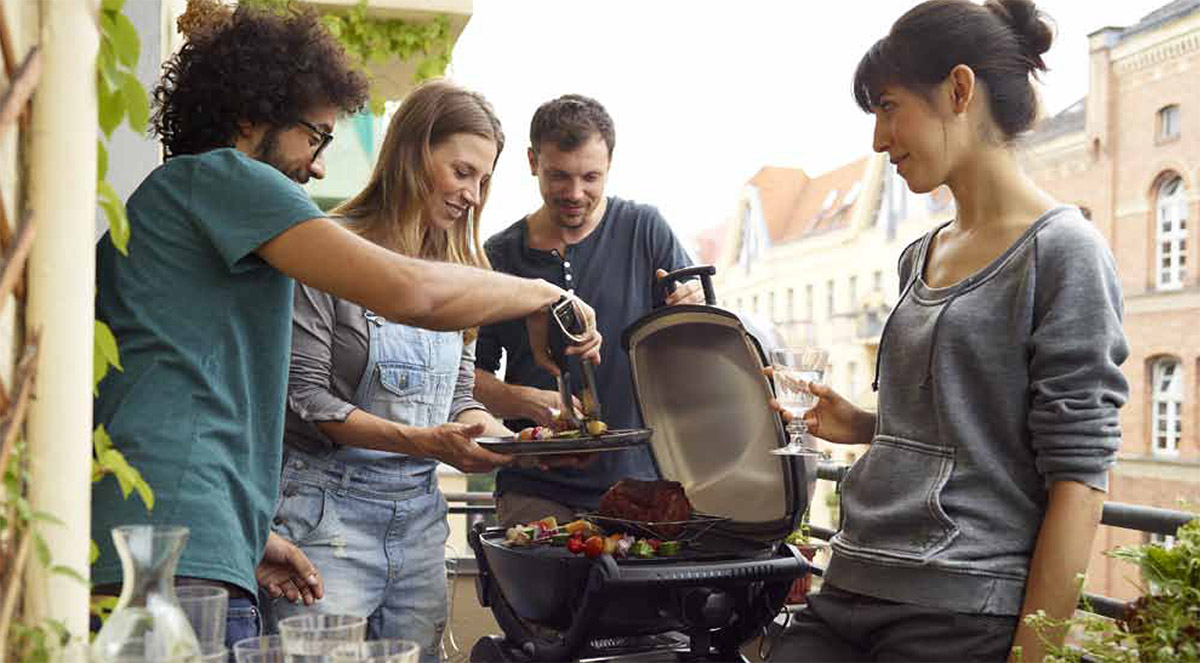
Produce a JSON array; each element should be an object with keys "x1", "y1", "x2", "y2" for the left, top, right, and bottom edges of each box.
[{"x1": 91, "y1": 5, "x2": 601, "y2": 649}]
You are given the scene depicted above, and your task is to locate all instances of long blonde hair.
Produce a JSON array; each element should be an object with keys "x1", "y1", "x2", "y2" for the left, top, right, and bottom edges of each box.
[{"x1": 334, "y1": 79, "x2": 504, "y2": 271}]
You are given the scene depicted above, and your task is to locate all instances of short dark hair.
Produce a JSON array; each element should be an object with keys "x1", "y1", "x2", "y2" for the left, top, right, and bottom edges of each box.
[
  {"x1": 152, "y1": 4, "x2": 369, "y2": 158},
  {"x1": 529, "y1": 94, "x2": 616, "y2": 157},
  {"x1": 852, "y1": 0, "x2": 1054, "y2": 140}
]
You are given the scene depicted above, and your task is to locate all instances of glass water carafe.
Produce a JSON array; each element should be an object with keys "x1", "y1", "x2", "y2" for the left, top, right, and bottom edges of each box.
[{"x1": 91, "y1": 525, "x2": 201, "y2": 662}]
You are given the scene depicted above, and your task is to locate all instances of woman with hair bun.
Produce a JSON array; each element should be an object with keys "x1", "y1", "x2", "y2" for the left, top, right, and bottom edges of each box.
[{"x1": 768, "y1": 1, "x2": 1128, "y2": 661}]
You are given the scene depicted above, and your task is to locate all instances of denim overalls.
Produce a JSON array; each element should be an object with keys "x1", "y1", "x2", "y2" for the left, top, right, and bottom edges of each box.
[{"x1": 269, "y1": 310, "x2": 462, "y2": 663}]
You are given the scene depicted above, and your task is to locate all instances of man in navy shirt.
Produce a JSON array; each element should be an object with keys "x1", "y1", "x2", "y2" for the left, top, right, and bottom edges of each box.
[{"x1": 474, "y1": 94, "x2": 701, "y2": 525}]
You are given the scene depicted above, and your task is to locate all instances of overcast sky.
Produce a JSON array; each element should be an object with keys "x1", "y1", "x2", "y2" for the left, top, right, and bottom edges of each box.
[{"x1": 449, "y1": 0, "x2": 1168, "y2": 246}]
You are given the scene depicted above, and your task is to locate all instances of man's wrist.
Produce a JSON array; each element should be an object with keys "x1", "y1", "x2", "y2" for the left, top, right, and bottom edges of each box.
[{"x1": 532, "y1": 278, "x2": 565, "y2": 308}]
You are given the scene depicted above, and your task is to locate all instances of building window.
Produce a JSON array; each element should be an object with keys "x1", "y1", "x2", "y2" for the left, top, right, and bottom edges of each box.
[
  {"x1": 826, "y1": 280, "x2": 835, "y2": 320},
  {"x1": 751, "y1": 294, "x2": 759, "y2": 315},
  {"x1": 786, "y1": 288, "x2": 795, "y2": 322},
  {"x1": 1155, "y1": 176, "x2": 1188, "y2": 290},
  {"x1": 847, "y1": 361, "x2": 858, "y2": 399},
  {"x1": 805, "y1": 285, "x2": 814, "y2": 322},
  {"x1": 848, "y1": 275, "x2": 858, "y2": 311},
  {"x1": 1158, "y1": 104, "x2": 1181, "y2": 142},
  {"x1": 1148, "y1": 532, "x2": 1178, "y2": 549},
  {"x1": 1151, "y1": 357, "x2": 1183, "y2": 456},
  {"x1": 768, "y1": 292, "x2": 776, "y2": 322},
  {"x1": 872, "y1": 270, "x2": 883, "y2": 293}
]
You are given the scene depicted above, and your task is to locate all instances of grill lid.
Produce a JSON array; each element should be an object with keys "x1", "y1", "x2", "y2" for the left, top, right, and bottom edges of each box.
[{"x1": 621, "y1": 267, "x2": 813, "y2": 542}]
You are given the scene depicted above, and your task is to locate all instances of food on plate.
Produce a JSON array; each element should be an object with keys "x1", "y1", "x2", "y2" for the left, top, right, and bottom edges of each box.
[
  {"x1": 515, "y1": 419, "x2": 606, "y2": 441},
  {"x1": 516, "y1": 426, "x2": 554, "y2": 441},
  {"x1": 598, "y1": 479, "x2": 693, "y2": 536}
]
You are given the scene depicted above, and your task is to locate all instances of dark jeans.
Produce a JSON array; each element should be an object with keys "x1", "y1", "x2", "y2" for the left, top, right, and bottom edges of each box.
[
  {"x1": 226, "y1": 596, "x2": 262, "y2": 650},
  {"x1": 765, "y1": 585, "x2": 1017, "y2": 662},
  {"x1": 93, "y1": 579, "x2": 261, "y2": 659}
]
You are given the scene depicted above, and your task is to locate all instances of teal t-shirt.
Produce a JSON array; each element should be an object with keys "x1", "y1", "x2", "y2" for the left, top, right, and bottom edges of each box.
[{"x1": 93, "y1": 148, "x2": 323, "y2": 593}]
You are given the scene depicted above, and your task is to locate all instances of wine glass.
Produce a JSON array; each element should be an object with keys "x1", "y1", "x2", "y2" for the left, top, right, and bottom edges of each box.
[{"x1": 768, "y1": 347, "x2": 829, "y2": 457}]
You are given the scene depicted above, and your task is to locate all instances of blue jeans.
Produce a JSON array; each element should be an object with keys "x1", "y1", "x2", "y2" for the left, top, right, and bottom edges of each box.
[
  {"x1": 266, "y1": 451, "x2": 449, "y2": 663},
  {"x1": 226, "y1": 597, "x2": 261, "y2": 652}
]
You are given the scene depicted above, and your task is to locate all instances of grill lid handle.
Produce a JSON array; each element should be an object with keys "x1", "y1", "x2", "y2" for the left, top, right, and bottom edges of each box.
[{"x1": 655, "y1": 265, "x2": 717, "y2": 307}]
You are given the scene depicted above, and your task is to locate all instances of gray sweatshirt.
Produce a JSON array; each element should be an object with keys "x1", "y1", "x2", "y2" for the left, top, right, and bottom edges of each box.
[{"x1": 825, "y1": 206, "x2": 1129, "y2": 615}]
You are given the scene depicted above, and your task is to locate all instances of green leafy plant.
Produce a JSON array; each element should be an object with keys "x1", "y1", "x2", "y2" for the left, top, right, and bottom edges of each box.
[
  {"x1": 243, "y1": 0, "x2": 453, "y2": 115},
  {"x1": 785, "y1": 521, "x2": 811, "y2": 547},
  {"x1": 1023, "y1": 517, "x2": 1200, "y2": 663},
  {"x1": 92, "y1": 0, "x2": 154, "y2": 533},
  {"x1": 96, "y1": 0, "x2": 147, "y2": 255},
  {"x1": 1, "y1": 443, "x2": 80, "y2": 662}
]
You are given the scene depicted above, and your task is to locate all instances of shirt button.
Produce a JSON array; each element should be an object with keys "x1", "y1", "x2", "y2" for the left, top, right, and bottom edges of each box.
[
  {"x1": 563, "y1": 261, "x2": 571, "y2": 268},
  {"x1": 565, "y1": 275, "x2": 572, "y2": 281},
  {"x1": 568, "y1": 288, "x2": 575, "y2": 293}
]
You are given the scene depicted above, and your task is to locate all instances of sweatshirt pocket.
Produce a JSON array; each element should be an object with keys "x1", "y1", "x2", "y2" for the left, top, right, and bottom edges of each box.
[{"x1": 833, "y1": 435, "x2": 958, "y2": 563}]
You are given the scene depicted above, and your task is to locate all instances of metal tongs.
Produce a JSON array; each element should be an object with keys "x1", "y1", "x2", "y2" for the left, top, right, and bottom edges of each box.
[{"x1": 548, "y1": 296, "x2": 602, "y2": 430}]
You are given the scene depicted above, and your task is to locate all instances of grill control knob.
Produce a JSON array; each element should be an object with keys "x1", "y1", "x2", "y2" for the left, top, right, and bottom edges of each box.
[{"x1": 681, "y1": 588, "x2": 733, "y2": 628}]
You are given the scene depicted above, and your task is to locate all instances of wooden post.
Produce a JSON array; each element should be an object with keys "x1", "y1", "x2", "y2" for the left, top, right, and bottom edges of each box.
[{"x1": 24, "y1": 0, "x2": 99, "y2": 641}]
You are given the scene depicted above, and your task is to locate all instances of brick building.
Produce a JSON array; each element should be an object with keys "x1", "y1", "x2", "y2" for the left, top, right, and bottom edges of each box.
[{"x1": 1021, "y1": 0, "x2": 1200, "y2": 601}]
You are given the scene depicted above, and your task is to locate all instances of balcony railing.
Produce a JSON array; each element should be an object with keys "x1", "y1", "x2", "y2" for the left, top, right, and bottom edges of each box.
[{"x1": 444, "y1": 461, "x2": 1198, "y2": 621}]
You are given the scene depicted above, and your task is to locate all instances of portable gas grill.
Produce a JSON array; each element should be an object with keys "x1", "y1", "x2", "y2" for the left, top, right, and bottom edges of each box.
[{"x1": 469, "y1": 266, "x2": 818, "y2": 662}]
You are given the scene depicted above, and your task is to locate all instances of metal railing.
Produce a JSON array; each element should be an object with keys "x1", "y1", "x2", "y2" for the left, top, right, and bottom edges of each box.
[{"x1": 444, "y1": 461, "x2": 1198, "y2": 620}]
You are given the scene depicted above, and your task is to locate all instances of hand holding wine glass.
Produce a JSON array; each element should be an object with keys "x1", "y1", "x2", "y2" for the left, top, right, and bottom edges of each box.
[{"x1": 768, "y1": 347, "x2": 830, "y2": 457}]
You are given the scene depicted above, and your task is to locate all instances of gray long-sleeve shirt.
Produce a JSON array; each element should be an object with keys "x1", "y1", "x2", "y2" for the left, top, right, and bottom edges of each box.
[
  {"x1": 284, "y1": 282, "x2": 486, "y2": 454},
  {"x1": 826, "y1": 206, "x2": 1129, "y2": 616}
]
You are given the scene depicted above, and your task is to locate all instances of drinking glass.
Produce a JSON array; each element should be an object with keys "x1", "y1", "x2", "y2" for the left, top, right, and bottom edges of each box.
[
  {"x1": 233, "y1": 635, "x2": 284, "y2": 663},
  {"x1": 277, "y1": 614, "x2": 367, "y2": 662},
  {"x1": 198, "y1": 644, "x2": 230, "y2": 663},
  {"x1": 176, "y1": 585, "x2": 228, "y2": 650},
  {"x1": 768, "y1": 347, "x2": 830, "y2": 457},
  {"x1": 330, "y1": 639, "x2": 420, "y2": 663}
]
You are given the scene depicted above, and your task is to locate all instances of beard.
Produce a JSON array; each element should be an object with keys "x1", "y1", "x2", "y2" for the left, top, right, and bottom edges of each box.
[
  {"x1": 549, "y1": 199, "x2": 589, "y2": 228},
  {"x1": 254, "y1": 129, "x2": 306, "y2": 183}
]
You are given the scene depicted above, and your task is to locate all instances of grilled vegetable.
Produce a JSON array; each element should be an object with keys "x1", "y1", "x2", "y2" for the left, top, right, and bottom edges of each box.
[
  {"x1": 631, "y1": 540, "x2": 656, "y2": 558},
  {"x1": 564, "y1": 519, "x2": 597, "y2": 536},
  {"x1": 602, "y1": 536, "x2": 619, "y2": 555},
  {"x1": 567, "y1": 535, "x2": 586, "y2": 554},
  {"x1": 583, "y1": 535, "x2": 605, "y2": 558},
  {"x1": 505, "y1": 526, "x2": 533, "y2": 546},
  {"x1": 658, "y1": 540, "x2": 681, "y2": 556},
  {"x1": 585, "y1": 419, "x2": 608, "y2": 436}
]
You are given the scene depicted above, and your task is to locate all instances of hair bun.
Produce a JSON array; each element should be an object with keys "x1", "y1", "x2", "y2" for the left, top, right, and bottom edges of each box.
[{"x1": 986, "y1": 0, "x2": 1054, "y2": 70}]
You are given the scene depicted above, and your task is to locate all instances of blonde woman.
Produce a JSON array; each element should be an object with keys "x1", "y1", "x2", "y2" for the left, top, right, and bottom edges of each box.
[{"x1": 267, "y1": 80, "x2": 515, "y2": 662}]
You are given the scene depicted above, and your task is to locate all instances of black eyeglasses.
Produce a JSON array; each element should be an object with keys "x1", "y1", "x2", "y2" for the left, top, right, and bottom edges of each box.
[{"x1": 297, "y1": 119, "x2": 334, "y2": 161}]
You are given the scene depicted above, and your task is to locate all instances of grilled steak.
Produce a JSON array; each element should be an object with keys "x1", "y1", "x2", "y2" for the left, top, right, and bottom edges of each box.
[{"x1": 598, "y1": 479, "x2": 692, "y2": 527}]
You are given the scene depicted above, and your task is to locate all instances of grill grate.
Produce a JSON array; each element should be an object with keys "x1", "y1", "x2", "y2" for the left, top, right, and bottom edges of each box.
[{"x1": 579, "y1": 512, "x2": 729, "y2": 543}]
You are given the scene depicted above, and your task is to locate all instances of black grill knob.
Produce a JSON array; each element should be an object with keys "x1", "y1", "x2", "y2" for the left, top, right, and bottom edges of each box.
[{"x1": 681, "y1": 588, "x2": 733, "y2": 628}]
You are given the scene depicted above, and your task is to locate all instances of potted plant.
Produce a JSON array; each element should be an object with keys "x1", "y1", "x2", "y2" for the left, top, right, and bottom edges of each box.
[
  {"x1": 1022, "y1": 516, "x2": 1199, "y2": 663},
  {"x1": 783, "y1": 520, "x2": 827, "y2": 605}
]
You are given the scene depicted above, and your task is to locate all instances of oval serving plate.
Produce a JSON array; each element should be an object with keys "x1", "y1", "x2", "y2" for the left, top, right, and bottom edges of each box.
[{"x1": 476, "y1": 428, "x2": 651, "y2": 456}]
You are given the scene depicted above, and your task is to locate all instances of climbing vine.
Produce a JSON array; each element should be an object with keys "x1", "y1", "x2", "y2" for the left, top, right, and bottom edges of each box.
[
  {"x1": 244, "y1": 0, "x2": 453, "y2": 114},
  {"x1": 94, "y1": 0, "x2": 154, "y2": 514}
]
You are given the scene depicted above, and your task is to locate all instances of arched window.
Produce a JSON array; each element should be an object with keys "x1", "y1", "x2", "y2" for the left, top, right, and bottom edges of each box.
[
  {"x1": 1155, "y1": 176, "x2": 1187, "y2": 290},
  {"x1": 1151, "y1": 357, "x2": 1183, "y2": 456},
  {"x1": 1158, "y1": 104, "x2": 1181, "y2": 142}
]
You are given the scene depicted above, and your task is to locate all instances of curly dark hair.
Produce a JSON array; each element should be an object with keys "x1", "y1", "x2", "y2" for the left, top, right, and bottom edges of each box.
[
  {"x1": 152, "y1": 4, "x2": 369, "y2": 157},
  {"x1": 529, "y1": 94, "x2": 615, "y2": 158}
]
